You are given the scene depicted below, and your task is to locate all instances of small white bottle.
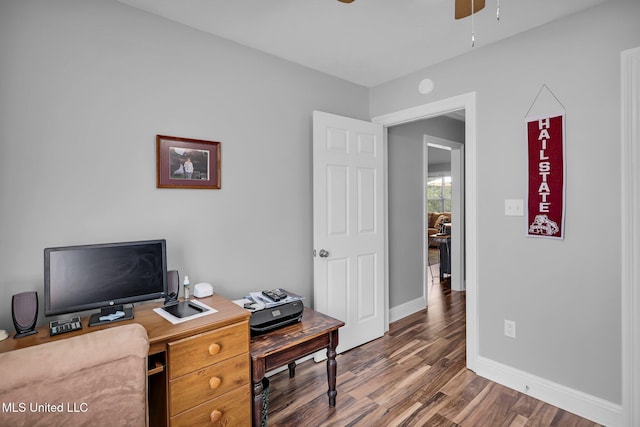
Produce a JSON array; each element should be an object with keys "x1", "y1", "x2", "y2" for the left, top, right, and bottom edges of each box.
[{"x1": 183, "y1": 275, "x2": 190, "y2": 301}]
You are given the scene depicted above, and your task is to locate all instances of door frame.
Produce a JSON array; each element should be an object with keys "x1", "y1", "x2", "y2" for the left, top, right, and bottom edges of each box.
[
  {"x1": 373, "y1": 91, "x2": 478, "y2": 371},
  {"x1": 424, "y1": 136, "x2": 465, "y2": 293},
  {"x1": 621, "y1": 46, "x2": 640, "y2": 427}
]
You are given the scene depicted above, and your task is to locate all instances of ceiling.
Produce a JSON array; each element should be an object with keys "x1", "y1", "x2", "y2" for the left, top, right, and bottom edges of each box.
[{"x1": 116, "y1": 0, "x2": 609, "y2": 88}]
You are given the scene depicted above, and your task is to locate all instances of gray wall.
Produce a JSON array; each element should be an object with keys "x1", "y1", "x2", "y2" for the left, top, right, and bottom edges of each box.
[
  {"x1": 388, "y1": 117, "x2": 463, "y2": 308},
  {"x1": 0, "y1": 0, "x2": 369, "y2": 330},
  {"x1": 1, "y1": 0, "x2": 636, "y2": 410},
  {"x1": 373, "y1": 0, "x2": 640, "y2": 405}
]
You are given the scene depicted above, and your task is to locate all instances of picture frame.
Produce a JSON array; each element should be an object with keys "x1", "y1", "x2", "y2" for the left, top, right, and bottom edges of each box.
[{"x1": 156, "y1": 135, "x2": 221, "y2": 189}]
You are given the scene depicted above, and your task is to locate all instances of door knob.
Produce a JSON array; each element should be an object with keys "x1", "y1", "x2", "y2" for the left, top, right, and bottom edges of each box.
[{"x1": 319, "y1": 249, "x2": 330, "y2": 258}]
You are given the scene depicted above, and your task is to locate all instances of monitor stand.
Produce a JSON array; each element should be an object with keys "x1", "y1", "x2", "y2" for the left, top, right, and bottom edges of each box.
[{"x1": 88, "y1": 305, "x2": 134, "y2": 327}]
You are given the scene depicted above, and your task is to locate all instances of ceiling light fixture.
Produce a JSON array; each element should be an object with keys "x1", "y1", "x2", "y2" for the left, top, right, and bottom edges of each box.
[
  {"x1": 455, "y1": 0, "x2": 501, "y2": 47},
  {"x1": 471, "y1": 0, "x2": 475, "y2": 47},
  {"x1": 455, "y1": 0, "x2": 485, "y2": 19}
]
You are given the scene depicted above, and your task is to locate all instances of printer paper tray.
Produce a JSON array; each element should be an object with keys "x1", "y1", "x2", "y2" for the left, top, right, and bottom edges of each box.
[{"x1": 250, "y1": 314, "x2": 302, "y2": 335}]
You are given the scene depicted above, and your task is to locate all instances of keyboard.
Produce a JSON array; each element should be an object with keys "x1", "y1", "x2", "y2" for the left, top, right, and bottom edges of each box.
[{"x1": 50, "y1": 316, "x2": 83, "y2": 336}]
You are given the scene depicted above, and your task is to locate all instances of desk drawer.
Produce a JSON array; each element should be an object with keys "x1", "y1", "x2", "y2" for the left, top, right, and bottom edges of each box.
[
  {"x1": 170, "y1": 384, "x2": 251, "y2": 427},
  {"x1": 169, "y1": 353, "x2": 249, "y2": 415},
  {"x1": 168, "y1": 321, "x2": 248, "y2": 379}
]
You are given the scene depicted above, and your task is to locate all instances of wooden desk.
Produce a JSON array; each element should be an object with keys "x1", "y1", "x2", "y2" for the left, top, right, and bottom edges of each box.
[
  {"x1": 0, "y1": 294, "x2": 251, "y2": 427},
  {"x1": 249, "y1": 307, "x2": 344, "y2": 427}
]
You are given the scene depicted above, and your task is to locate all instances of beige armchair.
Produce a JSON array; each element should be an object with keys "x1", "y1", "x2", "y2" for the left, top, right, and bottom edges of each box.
[{"x1": 0, "y1": 323, "x2": 149, "y2": 427}]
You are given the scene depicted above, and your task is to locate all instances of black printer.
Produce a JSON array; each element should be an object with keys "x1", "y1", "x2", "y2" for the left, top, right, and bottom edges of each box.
[{"x1": 250, "y1": 299, "x2": 304, "y2": 335}]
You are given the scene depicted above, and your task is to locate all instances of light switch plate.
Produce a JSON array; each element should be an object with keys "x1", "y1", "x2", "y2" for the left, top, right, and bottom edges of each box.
[{"x1": 505, "y1": 199, "x2": 524, "y2": 216}]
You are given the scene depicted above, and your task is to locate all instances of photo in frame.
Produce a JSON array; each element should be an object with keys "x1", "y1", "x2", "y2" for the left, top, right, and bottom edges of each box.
[{"x1": 156, "y1": 135, "x2": 220, "y2": 189}]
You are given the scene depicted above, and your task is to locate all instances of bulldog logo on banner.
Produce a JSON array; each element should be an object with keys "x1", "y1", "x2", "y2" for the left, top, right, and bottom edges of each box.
[{"x1": 527, "y1": 113, "x2": 565, "y2": 239}]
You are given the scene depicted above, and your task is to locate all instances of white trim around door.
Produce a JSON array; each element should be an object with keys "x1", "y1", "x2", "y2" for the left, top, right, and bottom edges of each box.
[
  {"x1": 621, "y1": 45, "x2": 640, "y2": 427},
  {"x1": 372, "y1": 92, "x2": 479, "y2": 372}
]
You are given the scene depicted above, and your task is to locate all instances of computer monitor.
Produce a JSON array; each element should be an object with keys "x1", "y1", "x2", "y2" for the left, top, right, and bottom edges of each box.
[{"x1": 44, "y1": 239, "x2": 167, "y2": 326}]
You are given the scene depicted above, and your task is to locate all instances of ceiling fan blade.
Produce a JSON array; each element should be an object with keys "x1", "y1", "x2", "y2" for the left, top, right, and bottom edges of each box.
[
  {"x1": 455, "y1": 0, "x2": 486, "y2": 19},
  {"x1": 337, "y1": 0, "x2": 355, "y2": 3}
]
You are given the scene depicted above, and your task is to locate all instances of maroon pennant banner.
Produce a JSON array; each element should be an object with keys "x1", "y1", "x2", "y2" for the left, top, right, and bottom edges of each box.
[{"x1": 527, "y1": 114, "x2": 565, "y2": 239}]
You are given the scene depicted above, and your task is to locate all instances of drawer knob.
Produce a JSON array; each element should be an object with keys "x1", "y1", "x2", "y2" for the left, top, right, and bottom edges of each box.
[
  {"x1": 209, "y1": 376, "x2": 222, "y2": 390},
  {"x1": 210, "y1": 409, "x2": 223, "y2": 423},
  {"x1": 208, "y1": 343, "x2": 221, "y2": 356}
]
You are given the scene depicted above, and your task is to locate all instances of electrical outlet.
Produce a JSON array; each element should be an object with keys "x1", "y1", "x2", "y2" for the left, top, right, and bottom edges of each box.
[
  {"x1": 505, "y1": 199, "x2": 524, "y2": 216},
  {"x1": 504, "y1": 320, "x2": 516, "y2": 338}
]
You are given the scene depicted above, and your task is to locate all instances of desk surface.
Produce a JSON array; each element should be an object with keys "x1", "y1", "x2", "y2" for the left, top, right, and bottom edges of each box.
[
  {"x1": 250, "y1": 307, "x2": 344, "y2": 360},
  {"x1": 429, "y1": 233, "x2": 451, "y2": 244},
  {"x1": 0, "y1": 294, "x2": 250, "y2": 355}
]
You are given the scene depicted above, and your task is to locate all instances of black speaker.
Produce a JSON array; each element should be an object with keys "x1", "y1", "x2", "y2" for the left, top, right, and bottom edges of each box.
[
  {"x1": 165, "y1": 270, "x2": 179, "y2": 304},
  {"x1": 12, "y1": 291, "x2": 38, "y2": 338}
]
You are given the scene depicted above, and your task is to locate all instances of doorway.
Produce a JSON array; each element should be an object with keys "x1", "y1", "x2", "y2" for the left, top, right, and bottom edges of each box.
[
  {"x1": 373, "y1": 91, "x2": 479, "y2": 372},
  {"x1": 425, "y1": 135, "x2": 464, "y2": 293},
  {"x1": 386, "y1": 121, "x2": 464, "y2": 319}
]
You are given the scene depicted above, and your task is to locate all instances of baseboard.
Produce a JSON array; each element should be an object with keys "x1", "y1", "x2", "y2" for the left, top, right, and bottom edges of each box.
[
  {"x1": 475, "y1": 356, "x2": 623, "y2": 427},
  {"x1": 389, "y1": 296, "x2": 427, "y2": 323}
]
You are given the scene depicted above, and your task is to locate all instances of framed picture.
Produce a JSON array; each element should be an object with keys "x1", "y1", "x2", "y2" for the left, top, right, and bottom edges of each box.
[{"x1": 156, "y1": 135, "x2": 221, "y2": 189}]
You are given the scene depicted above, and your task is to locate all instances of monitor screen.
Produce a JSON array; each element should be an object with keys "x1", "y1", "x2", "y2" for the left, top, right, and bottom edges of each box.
[{"x1": 44, "y1": 239, "x2": 167, "y2": 316}]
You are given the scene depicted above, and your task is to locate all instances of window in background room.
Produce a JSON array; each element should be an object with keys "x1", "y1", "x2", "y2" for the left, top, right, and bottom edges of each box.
[{"x1": 427, "y1": 176, "x2": 452, "y2": 212}]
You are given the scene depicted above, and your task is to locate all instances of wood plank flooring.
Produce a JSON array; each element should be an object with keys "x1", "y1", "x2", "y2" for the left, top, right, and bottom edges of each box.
[{"x1": 265, "y1": 268, "x2": 601, "y2": 426}]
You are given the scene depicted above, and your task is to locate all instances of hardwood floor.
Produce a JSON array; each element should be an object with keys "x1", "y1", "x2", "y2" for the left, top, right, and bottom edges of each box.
[{"x1": 265, "y1": 268, "x2": 601, "y2": 427}]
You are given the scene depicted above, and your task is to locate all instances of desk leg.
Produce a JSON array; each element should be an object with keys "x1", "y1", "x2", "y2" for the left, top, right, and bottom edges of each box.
[
  {"x1": 288, "y1": 361, "x2": 296, "y2": 378},
  {"x1": 252, "y1": 363, "x2": 265, "y2": 427},
  {"x1": 439, "y1": 242, "x2": 444, "y2": 280},
  {"x1": 326, "y1": 330, "x2": 339, "y2": 407}
]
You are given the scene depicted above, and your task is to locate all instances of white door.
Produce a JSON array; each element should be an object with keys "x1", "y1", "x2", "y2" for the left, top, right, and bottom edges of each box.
[{"x1": 313, "y1": 111, "x2": 385, "y2": 354}]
